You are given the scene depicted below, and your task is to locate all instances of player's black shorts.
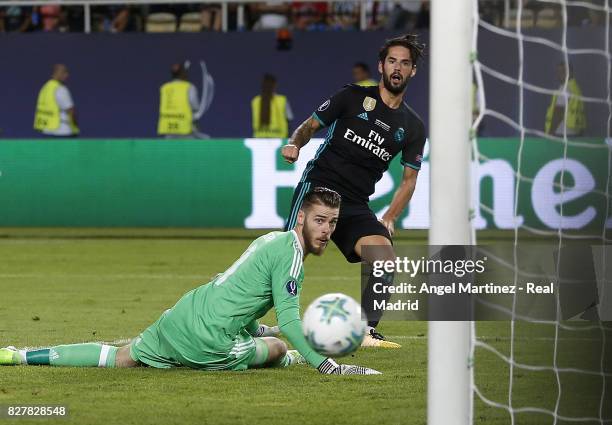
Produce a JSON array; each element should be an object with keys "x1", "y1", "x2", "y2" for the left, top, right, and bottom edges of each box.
[{"x1": 284, "y1": 181, "x2": 392, "y2": 263}]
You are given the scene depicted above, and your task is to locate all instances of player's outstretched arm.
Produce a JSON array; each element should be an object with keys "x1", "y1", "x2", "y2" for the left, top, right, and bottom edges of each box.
[
  {"x1": 281, "y1": 116, "x2": 321, "y2": 163},
  {"x1": 380, "y1": 167, "x2": 418, "y2": 236},
  {"x1": 279, "y1": 320, "x2": 381, "y2": 375},
  {"x1": 270, "y1": 237, "x2": 380, "y2": 375}
]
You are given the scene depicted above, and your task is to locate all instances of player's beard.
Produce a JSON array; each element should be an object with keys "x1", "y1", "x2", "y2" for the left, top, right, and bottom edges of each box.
[
  {"x1": 382, "y1": 71, "x2": 408, "y2": 95},
  {"x1": 303, "y1": 221, "x2": 327, "y2": 256}
]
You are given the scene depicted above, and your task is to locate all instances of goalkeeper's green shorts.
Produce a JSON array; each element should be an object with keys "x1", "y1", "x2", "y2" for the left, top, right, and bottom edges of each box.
[{"x1": 129, "y1": 311, "x2": 257, "y2": 371}]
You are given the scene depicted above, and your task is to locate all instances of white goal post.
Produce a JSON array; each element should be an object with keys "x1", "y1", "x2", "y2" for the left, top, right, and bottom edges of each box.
[{"x1": 428, "y1": 0, "x2": 474, "y2": 424}]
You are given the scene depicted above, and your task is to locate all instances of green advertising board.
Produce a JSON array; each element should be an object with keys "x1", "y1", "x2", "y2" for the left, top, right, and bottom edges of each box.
[{"x1": 0, "y1": 138, "x2": 608, "y2": 229}]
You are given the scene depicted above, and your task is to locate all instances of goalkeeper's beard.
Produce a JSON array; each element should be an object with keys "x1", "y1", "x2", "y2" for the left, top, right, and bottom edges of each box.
[{"x1": 302, "y1": 220, "x2": 327, "y2": 256}]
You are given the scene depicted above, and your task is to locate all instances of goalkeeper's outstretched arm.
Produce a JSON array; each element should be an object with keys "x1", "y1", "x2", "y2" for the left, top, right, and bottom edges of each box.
[{"x1": 278, "y1": 319, "x2": 381, "y2": 375}]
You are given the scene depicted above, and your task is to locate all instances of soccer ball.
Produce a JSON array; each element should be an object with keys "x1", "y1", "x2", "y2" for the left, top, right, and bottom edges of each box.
[{"x1": 302, "y1": 293, "x2": 366, "y2": 357}]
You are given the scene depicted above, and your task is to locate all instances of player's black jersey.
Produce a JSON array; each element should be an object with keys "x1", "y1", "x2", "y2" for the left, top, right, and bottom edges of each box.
[{"x1": 301, "y1": 84, "x2": 426, "y2": 203}]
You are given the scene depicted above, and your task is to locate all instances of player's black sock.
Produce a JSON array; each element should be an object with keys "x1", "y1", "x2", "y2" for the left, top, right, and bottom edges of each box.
[{"x1": 361, "y1": 268, "x2": 394, "y2": 330}]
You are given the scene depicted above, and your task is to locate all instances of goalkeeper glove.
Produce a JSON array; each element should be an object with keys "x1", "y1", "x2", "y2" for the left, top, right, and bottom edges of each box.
[
  {"x1": 255, "y1": 324, "x2": 280, "y2": 337},
  {"x1": 317, "y1": 358, "x2": 382, "y2": 375}
]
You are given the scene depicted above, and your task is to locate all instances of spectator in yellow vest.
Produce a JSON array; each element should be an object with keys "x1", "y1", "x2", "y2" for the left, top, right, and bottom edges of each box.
[
  {"x1": 157, "y1": 63, "x2": 199, "y2": 138},
  {"x1": 352, "y1": 62, "x2": 377, "y2": 87},
  {"x1": 251, "y1": 74, "x2": 293, "y2": 138},
  {"x1": 545, "y1": 62, "x2": 586, "y2": 137},
  {"x1": 33, "y1": 64, "x2": 79, "y2": 137}
]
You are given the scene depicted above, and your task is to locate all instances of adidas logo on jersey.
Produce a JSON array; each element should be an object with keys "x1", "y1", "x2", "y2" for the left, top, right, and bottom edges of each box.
[{"x1": 357, "y1": 112, "x2": 369, "y2": 121}]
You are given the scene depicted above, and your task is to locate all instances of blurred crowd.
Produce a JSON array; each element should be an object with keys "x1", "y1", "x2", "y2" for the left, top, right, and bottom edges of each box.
[
  {"x1": 0, "y1": 0, "x2": 607, "y2": 33},
  {"x1": 0, "y1": 2, "x2": 429, "y2": 33}
]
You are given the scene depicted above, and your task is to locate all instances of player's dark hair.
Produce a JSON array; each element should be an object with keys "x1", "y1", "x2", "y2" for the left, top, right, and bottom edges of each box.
[
  {"x1": 301, "y1": 187, "x2": 341, "y2": 211},
  {"x1": 259, "y1": 73, "x2": 277, "y2": 128},
  {"x1": 354, "y1": 62, "x2": 370, "y2": 74},
  {"x1": 378, "y1": 34, "x2": 425, "y2": 68}
]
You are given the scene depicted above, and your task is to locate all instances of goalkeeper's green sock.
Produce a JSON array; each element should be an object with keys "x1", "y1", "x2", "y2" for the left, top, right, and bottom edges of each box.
[{"x1": 18, "y1": 344, "x2": 118, "y2": 367}]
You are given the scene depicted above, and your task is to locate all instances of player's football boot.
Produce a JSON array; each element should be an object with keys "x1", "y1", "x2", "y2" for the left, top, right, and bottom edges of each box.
[
  {"x1": 360, "y1": 329, "x2": 402, "y2": 348},
  {"x1": 0, "y1": 346, "x2": 21, "y2": 365}
]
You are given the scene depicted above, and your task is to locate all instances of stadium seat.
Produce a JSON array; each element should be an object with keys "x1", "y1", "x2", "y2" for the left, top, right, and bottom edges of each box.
[
  {"x1": 179, "y1": 12, "x2": 202, "y2": 32},
  {"x1": 506, "y1": 9, "x2": 535, "y2": 29},
  {"x1": 145, "y1": 12, "x2": 177, "y2": 33},
  {"x1": 536, "y1": 8, "x2": 561, "y2": 29}
]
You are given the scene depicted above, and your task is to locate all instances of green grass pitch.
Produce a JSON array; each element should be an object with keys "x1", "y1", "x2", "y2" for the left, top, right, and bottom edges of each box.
[{"x1": 0, "y1": 229, "x2": 610, "y2": 425}]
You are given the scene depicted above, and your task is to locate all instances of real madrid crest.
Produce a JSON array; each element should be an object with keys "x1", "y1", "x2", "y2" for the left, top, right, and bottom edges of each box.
[
  {"x1": 362, "y1": 96, "x2": 377, "y2": 112},
  {"x1": 394, "y1": 127, "x2": 405, "y2": 143}
]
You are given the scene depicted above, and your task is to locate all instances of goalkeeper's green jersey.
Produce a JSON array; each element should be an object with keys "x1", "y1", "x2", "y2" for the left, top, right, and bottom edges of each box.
[{"x1": 157, "y1": 230, "x2": 326, "y2": 368}]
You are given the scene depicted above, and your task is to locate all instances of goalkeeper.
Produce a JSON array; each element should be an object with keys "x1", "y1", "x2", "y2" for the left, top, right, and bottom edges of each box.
[{"x1": 1, "y1": 187, "x2": 379, "y2": 375}]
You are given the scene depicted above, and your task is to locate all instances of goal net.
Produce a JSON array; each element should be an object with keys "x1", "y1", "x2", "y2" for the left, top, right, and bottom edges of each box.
[{"x1": 469, "y1": 0, "x2": 612, "y2": 423}]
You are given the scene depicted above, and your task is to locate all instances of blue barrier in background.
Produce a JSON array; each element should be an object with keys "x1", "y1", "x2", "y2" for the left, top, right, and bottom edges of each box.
[{"x1": 0, "y1": 29, "x2": 608, "y2": 138}]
